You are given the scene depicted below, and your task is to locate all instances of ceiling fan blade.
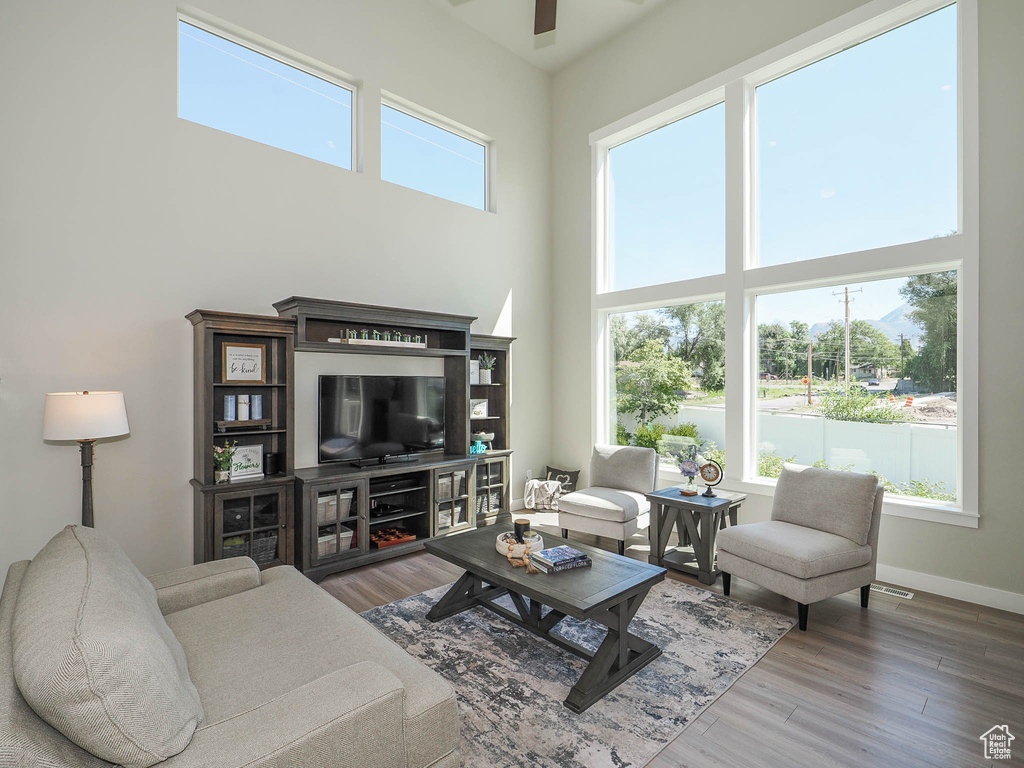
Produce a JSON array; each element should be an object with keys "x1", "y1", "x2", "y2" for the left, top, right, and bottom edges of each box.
[{"x1": 534, "y1": 0, "x2": 557, "y2": 35}]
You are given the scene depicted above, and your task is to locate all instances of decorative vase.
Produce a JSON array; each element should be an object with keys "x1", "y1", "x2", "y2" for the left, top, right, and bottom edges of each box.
[
  {"x1": 480, "y1": 369, "x2": 492, "y2": 384},
  {"x1": 215, "y1": 469, "x2": 229, "y2": 484}
]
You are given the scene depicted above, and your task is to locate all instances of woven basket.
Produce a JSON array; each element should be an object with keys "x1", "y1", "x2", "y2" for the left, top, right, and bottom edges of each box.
[
  {"x1": 317, "y1": 490, "x2": 353, "y2": 524},
  {"x1": 252, "y1": 532, "x2": 278, "y2": 564},
  {"x1": 222, "y1": 537, "x2": 248, "y2": 559}
]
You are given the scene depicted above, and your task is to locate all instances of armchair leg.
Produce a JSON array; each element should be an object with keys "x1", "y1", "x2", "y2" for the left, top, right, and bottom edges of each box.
[
  {"x1": 561, "y1": 528, "x2": 568, "y2": 539},
  {"x1": 722, "y1": 572, "x2": 731, "y2": 596},
  {"x1": 617, "y1": 540, "x2": 625, "y2": 556},
  {"x1": 797, "y1": 603, "x2": 809, "y2": 631},
  {"x1": 861, "y1": 584, "x2": 871, "y2": 608}
]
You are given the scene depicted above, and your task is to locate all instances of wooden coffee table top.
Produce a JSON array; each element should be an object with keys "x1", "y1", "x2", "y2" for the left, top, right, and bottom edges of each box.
[{"x1": 424, "y1": 523, "x2": 665, "y2": 617}]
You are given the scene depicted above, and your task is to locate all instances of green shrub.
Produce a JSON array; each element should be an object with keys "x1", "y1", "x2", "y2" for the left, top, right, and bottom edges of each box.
[
  {"x1": 871, "y1": 472, "x2": 957, "y2": 502},
  {"x1": 757, "y1": 449, "x2": 795, "y2": 478},
  {"x1": 616, "y1": 421, "x2": 631, "y2": 446},
  {"x1": 817, "y1": 388, "x2": 907, "y2": 423},
  {"x1": 666, "y1": 423, "x2": 700, "y2": 440},
  {"x1": 632, "y1": 423, "x2": 666, "y2": 450},
  {"x1": 700, "y1": 442, "x2": 726, "y2": 469}
]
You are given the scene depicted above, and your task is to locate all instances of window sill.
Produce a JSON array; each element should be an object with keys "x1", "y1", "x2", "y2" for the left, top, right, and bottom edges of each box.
[{"x1": 656, "y1": 466, "x2": 978, "y2": 529}]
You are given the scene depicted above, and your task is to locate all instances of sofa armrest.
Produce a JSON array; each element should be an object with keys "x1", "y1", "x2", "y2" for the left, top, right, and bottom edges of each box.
[
  {"x1": 148, "y1": 557, "x2": 261, "y2": 615},
  {"x1": 161, "y1": 662, "x2": 407, "y2": 768}
]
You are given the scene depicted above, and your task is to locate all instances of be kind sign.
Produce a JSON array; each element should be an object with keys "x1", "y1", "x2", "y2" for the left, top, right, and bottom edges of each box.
[{"x1": 222, "y1": 343, "x2": 265, "y2": 383}]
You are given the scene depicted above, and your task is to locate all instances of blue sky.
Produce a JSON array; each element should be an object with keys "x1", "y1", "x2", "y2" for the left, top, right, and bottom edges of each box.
[
  {"x1": 608, "y1": 4, "x2": 958, "y2": 293},
  {"x1": 178, "y1": 21, "x2": 486, "y2": 208}
]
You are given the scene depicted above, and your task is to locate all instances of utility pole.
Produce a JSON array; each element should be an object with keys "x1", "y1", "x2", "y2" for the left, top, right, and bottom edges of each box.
[
  {"x1": 783, "y1": 337, "x2": 791, "y2": 383},
  {"x1": 833, "y1": 286, "x2": 862, "y2": 391},
  {"x1": 899, "y1": 333, "x2": 905, "y2": 378},
  {"x1": 807, "y1": 343, "x2": 813, "y2": 405}
]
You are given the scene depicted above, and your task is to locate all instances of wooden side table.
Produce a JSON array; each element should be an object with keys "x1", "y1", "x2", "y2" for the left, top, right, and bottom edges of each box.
[{"x1": 645, "y1": 489, "x2": 745, "y2": 585}]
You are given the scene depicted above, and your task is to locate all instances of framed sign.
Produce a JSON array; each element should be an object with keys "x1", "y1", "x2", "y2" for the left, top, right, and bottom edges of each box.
[
  {"x1": 470, "y1": 399, "x2": 489, "y2": 419},
  {"x1": 222, "y1": 343, "x2": 265, "y2": 383},
  {"x1": 469, "y1": 359, "x2": 481, "y2": 385},
  {"x1": 230, "y1": 444, "x2": 264, "y2": 480}
]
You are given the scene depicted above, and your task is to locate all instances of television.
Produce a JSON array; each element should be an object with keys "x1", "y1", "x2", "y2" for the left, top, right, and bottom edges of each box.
[{"x1": 318, "y1": 375, "x2": 445, "y2": 464}]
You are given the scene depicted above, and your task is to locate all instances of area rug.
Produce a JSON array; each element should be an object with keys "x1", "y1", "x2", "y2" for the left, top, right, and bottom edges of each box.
[{"x1": 361, "y1": 579, "x2": 794, "y2": 768}]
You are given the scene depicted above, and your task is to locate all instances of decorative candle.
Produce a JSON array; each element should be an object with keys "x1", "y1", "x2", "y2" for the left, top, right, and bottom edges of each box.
[
  {"x1": 251, "y1": 394, "x2": 263, "y2": 420},
  {"x1": 223, "y1": 395, "x2": 237, "y2": 421},
  {"x1": 237, "y1": 394, "x2": 250, "y2": 421}
]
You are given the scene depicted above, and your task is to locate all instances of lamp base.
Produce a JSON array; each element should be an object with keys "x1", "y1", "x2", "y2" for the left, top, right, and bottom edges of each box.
[{"x1": 79, "y1": 439, "x2": 95, "y2": 527}]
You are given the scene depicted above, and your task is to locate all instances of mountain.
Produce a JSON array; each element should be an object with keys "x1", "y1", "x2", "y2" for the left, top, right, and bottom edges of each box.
[{"x1": 810, "y1": 303, "x2": 921, "y2": 347}]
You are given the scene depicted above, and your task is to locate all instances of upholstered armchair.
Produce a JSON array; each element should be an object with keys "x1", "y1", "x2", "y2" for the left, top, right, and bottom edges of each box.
[
  {"x1": 557, "y1": 445, "x2": 658, "y2": 555},
  {"x1": 716, "y1": 463, "x2": 884, "y2": 631}
]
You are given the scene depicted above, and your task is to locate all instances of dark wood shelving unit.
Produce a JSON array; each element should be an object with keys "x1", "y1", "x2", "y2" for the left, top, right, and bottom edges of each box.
[
  {"x1": 187, "y1": 310, "x2": 297, "y2": 569},
  {"x1": 189, "y1": 301, "x2": 515, "y2": 578}
]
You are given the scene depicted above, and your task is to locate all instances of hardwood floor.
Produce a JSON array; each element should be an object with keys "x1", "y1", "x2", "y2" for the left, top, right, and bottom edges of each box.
[{"x1": 321, "y1": 521, "x2": 1024, "y2": 768}]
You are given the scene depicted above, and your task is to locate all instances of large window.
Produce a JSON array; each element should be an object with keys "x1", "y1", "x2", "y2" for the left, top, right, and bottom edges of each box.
[
  {"x1": 178, "y1": 20, "x2": 354, "y2": 169},
  {"x1": 756, "y1": 271, "x2": 958, "y2": 502},
  {"x1": 381, "y1": 102, "x2": 488, "y2": 210},
  {"x1": 607, "y1": 104, "x2": 725, "y2": 290},
  {"x1": 757, "y1": 6, "x2": 958, "y2": 265},
  {"x1": 610, "y1": 302, "x2": 726, "y2": 467},
  {"x1": 593, "y1": 0, "x2": 977, "y2": 526}
]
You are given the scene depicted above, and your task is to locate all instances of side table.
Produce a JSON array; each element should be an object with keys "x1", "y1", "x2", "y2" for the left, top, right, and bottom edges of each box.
[{"x1": 646, "y1": 488, "x2": 746, "y2": 585}]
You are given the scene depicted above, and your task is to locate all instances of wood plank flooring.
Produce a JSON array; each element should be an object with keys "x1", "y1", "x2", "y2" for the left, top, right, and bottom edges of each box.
[{"x1": 321, "y1": 521, "x2": 1023, "y2": 768}]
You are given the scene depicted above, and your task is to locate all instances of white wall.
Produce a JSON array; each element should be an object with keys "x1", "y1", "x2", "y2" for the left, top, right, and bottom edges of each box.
[
  {"x1": 551, "y1": 0, "x2": 1024, "y2": 595},
  {"x1": 0, "y1": 0, "x2": 552, "y2": 575}
]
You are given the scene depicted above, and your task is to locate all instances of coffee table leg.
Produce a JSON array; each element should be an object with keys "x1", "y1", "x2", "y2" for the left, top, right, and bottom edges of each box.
[
  {"x1": 564, "y1": 587, "x2": 661, "y2": 713},
  {"x1": 426, "y1": 571, "x2": 507, "y2": 622}
]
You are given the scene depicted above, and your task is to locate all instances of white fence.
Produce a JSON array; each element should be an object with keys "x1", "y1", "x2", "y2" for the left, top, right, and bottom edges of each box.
[{"x1": 623, "y1": 406, "x2": 958, "y2": 490}]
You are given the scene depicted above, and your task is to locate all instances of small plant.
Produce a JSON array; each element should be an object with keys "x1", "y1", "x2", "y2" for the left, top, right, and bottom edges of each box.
[
  {"x1": 616, "y1": 421, "x2": 631, "y2": 446},
  {"x1": 478, "y1": 352, "x2": 497, "y2": 370},
  {"x1": 666, "y1": 423, "x2": 700, "y2": 440},
  {"x1": 701, "y1": 442, "x2": 727, "y2": 470},
  {"x1": 632, "y1": 422, "x2": 666, "y2": 450},
  {"x1": 213, "y1": 440, "x2": 238, "y2": 471},
  {"x1": 757, "y1": 449, "x2": 795, "y2": 479}
]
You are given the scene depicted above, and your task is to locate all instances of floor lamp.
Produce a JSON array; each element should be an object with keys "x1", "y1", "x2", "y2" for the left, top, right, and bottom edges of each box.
[{"x1": 42, "y1": 391, "x2": 130, "y2": 527}]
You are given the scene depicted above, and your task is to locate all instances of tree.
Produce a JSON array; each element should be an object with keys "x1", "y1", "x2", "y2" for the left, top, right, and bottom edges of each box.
[
  {"x1": 758, "y1": 322, "x2": 791, "y2": 379},
  {"x1": 812, "y1": 319, "x2": 900, "y2": 382},
  {"x1": 900, "y1": 271, "x2": 957, "y2": 390},
  {"x1": 615, "y1": 340, "x2": 692, "y2": 423},
  {"x1": 610, "y1": 313, "x2": 670, "y2": 363},
  {"x1": 789, "y1": 321, "x2": 811, "y2": 377},
  {"x1": 660, "y1": 301, "x2": 726, "y2": 390}
]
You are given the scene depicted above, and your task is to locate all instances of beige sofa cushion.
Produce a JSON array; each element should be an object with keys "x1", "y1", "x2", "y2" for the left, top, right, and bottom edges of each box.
[
  {"x1": 11, "y1": 526, "x2": 204, "y2": 768},
  {"x1": 166, "y1": 565, "x2": 459, "y2": 768},
  {"x1": 716, "y1": 520, "x2": 872, "y2": 579},
  {"x1": 558, "y1": 487, "x2": 650, "y2": 523},
  {"x1": 771, "y1": 464, "x2": 879, "y2": 546}
]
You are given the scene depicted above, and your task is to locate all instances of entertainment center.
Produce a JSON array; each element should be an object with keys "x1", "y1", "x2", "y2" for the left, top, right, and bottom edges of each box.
[{"x1": 187, "y1": 298, "x2": 513, "y2": 580}]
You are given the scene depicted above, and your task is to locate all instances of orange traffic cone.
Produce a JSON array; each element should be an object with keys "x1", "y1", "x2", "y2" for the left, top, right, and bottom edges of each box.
[{"x1": 904, "y1": 396, "x2": 914, "y2": 407}]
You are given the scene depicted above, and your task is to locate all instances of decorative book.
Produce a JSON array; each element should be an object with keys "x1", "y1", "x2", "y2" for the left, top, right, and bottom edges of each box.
[
  {"x1": 528, "y1": 555, "x2": 592, "y2": 574},
  {"x1": 531, "y1": 545, "x2": 589, "y2": 567}
]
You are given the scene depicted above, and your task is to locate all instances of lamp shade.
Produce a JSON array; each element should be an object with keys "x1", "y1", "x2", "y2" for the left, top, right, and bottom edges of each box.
[{"x1": 42, "y1": 391, "x2": 130, "y2": 441}]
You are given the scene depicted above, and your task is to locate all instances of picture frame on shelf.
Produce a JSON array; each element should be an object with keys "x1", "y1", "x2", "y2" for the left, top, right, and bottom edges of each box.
[
  {"x1": 222, "y1": 342, "x2": 266, "y2": 383},
  {"x1": 229, "y1": 444, "x2": 264, "y2": 480},
  {"x1": 470, "y1": 399, "x2": 489, "y2": 419},
  {"x1": 470, "y1": 359, "x2": 481, "y2": 385}
]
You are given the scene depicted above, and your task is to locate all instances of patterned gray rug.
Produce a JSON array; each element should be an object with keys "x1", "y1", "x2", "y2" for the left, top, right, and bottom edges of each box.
[{"x1": 361, "y1": 578, "x2": 794, "y2": 768}]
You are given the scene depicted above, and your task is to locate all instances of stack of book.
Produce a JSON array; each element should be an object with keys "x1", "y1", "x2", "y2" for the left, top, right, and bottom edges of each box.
[{"x1": 529, "y1": 545, "x2": 592, "y2": 574}]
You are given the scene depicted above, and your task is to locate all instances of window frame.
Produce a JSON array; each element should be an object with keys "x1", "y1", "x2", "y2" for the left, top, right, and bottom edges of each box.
[
  {"x1": 380, "y1": 91, "x2": 495, "y2": 212},
  {"x1": 590, "y1": 0, "x2": 979, "y2": 528},
  {"x1": 177, "y1": 11, "x2": 360, "y2": 172}
]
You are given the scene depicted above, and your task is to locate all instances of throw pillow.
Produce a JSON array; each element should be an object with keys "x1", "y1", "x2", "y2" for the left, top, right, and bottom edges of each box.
[
  {"x1": 545, "y1": 466, "x2": 580, "y2": 494},
  {"x1": 12, "y1": 526, "x2": 205, "y2": 768}
]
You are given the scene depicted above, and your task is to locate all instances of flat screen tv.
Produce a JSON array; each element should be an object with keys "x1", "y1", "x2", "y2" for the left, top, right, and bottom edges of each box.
[{"x1": 318, "y1": 375, "x2": 445, "y2": 464}]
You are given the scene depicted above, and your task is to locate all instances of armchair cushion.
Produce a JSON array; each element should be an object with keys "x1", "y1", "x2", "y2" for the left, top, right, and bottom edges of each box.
[
  {"x1": 771, "y1": 464, "x2": 879, "y2": 546},
  {"x1": 148, "y1": 557, "x2": 261, "y2": 615},
  {"x1": 590, "y1": 445, "x2": 657, "y2": 495},
  {"x1": 11, "y1": 526, "x2": 204, "y2": 768},
  {"x1": 557, "y1": 488, "x2": 650, "y2": 523},
  {"x1": 716, "y1": 520, "x2": 872, "y2": 580}
]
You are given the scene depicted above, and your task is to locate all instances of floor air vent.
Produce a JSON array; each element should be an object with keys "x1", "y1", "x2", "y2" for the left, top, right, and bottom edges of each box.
[{"x1": 870, "y1": 584, "x2": 914, "y2": 599}]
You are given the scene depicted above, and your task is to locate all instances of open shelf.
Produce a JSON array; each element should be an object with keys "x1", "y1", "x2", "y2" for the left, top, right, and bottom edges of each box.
[
  {"x1": 369, "y1": 485, "x2": 428, "y2": 499},
  {"x1": 369, "y1": 509, "x2": 429, "y2": 525}
]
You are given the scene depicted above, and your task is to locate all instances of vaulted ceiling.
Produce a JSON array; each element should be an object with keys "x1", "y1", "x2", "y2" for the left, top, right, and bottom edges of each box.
[{"x1": 424, "y1": 0, "x2": 668, "y2": 73}]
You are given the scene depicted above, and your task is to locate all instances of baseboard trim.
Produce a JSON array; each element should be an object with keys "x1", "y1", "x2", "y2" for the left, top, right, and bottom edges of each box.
[
  {"x1": 876, "y1": 564, "x2": 1024, "y2": 615},
  {"x1": 511, "y1": 497, "x2": 525, "y2": 512}
]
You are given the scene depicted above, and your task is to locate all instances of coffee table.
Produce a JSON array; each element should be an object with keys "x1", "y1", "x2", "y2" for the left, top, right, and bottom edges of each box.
[{"x1": 423, "y1": 523, "x2": 666, "y2": 713}]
